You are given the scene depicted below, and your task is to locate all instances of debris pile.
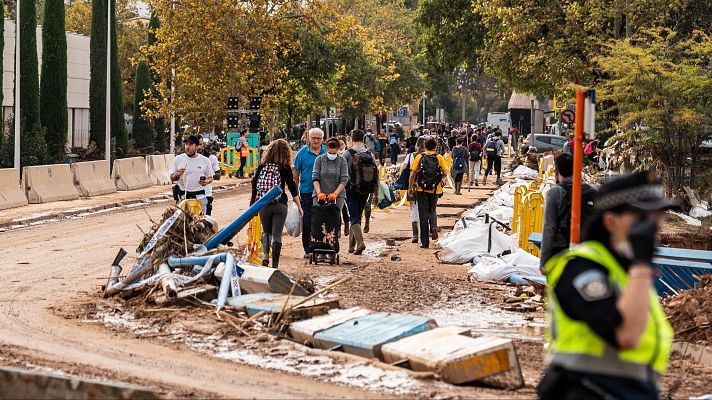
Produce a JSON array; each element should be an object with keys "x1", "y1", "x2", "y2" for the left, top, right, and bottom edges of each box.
[{"x1": 664, "y1": 275, "x2": 712, "y2": 345}]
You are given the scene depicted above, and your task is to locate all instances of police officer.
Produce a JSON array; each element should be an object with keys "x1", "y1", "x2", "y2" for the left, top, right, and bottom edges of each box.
[{"x1": 538, "y1": 170, "x2": 677, "y2": 400}]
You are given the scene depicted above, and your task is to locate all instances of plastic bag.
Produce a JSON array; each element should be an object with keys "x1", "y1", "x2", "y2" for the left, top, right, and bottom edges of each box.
[{"x1": 285, "y1": 201, "x2": 302, "y2": 237}]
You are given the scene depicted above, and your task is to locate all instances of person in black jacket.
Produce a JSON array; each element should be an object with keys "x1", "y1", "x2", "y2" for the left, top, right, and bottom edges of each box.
[
  {"x1": 539, "y1": 153, "x2": 597, "y2": 271},
  {"x1": 251, "y1": 139, "x2": 301, "y2": 269}
]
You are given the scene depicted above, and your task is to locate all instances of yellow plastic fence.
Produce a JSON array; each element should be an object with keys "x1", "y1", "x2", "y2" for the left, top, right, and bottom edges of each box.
[
  {"x1": 245, "y1": 148, "x2": 260, "y2": 176},
  {"x1": 245, "y1": 216, "x2": 264, "y2": 265},
  {"x1": 220, "y1": 147, "x2": 240, "y2": 176},
  {"x1": 513, "y1": 162, "x2": 557, "y2": 256},
  {"x1": 379, "y1": 165, "x2": 388, "y2": 182},
  {"x1": 511, "y1": 186, "x2": 526, "y2": 234}
]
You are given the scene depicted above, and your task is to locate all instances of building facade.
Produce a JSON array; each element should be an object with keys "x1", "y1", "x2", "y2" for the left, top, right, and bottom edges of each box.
[{"x1": 3, "y1": 20, "x2": 90, "y2": 149}]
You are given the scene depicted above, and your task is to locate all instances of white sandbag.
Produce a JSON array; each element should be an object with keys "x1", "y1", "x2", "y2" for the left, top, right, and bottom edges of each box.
[
  {"x1": 285, "y1": 201, "x2": 302, "y2": 237},
  {"x1": 468, "y1": 250, "x2": 543, "y2": 282},
  {"x1": 690, "y1": 206, "x2": 712, "y2": 219},
  {"x1": 439, "y1": 222, "x2": 514, "y2": 264},
  {"x1": 668, "y1": 211, "x2": 702, "y2": 226},
  {"x1": 510, "y1": 165, "x2": 538, "y2": 179}
]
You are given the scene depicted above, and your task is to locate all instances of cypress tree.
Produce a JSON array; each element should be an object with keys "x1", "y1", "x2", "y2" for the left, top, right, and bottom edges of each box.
[
  {"x1": 0, "y1": 14, "x2": 4, "y2": 151},
  {"x1": 40, "y1": 0, "x2": 68, "y2": 163},
  {"x1": 110, "y1": 0, "x2": 128, "y2": 157},
  {"x1": 132, "y1": 61, "x2": 153, "y2": 150},
  {"x1": 89, "y1": 0, "x2": 127, "y2": 158},
  {"x1": 147, "y1": 13, "x2": 166, "y2": 152},
  {"x1": 20, "y1": 0, "x2": 41, "y2": 131},
  {"x1": 89, "y1": 0, "x2": 107, "y2": 154}
]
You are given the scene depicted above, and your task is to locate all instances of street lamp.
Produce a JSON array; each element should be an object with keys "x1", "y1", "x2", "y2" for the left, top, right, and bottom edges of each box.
[
  {"x1": 422, "y1": 95, "x2": 426, "y2": 125},
  {"x1": 105, "y1": 0, "x2": 111, "y2": 163},
  {"x1": 14, "y1": 0, "x2": 21, "y2": 172}
]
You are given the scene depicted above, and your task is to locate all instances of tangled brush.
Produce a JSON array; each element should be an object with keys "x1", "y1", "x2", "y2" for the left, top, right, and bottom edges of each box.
[{"x1": 137, "y1": 207, "x2": 216, "y2": 272}]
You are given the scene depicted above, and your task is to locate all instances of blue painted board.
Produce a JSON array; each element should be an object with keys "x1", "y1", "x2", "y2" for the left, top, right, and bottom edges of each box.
[
  {"x1": 313, "y1": 312, "x2": 436, "y2": 359},
  {"x1": 508, "y1": 274, "x2": 546, "y2": 285}
]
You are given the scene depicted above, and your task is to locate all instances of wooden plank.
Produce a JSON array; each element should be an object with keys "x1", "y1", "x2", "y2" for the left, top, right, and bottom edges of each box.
[
  {"x1": 381, "y1": 328, "x2": 524, "y2": 388},
  {"x1": 313, "y1": 312, "x2": 436, "y2": 359},
  {"x1": 289, "y1": 307, "x2": 374, "y2": 345}
]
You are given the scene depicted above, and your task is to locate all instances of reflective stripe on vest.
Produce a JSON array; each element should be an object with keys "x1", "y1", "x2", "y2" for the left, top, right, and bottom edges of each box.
[{"x1": 544, "y1": 241, "x2": 673, "y2": 380}]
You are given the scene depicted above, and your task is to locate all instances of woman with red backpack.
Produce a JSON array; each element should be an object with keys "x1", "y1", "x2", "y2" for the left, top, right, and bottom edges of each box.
[{"x1": 250, "y1": 139, "x2": 301, "y2": 269}]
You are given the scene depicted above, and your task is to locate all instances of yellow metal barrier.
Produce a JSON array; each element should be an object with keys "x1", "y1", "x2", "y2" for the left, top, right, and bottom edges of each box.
[{"x1": 245, "y1": 216, "x2": 264, "y2": 265}]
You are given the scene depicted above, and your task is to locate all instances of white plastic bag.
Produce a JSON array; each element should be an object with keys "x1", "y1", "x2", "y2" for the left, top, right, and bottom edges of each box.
[{"x1": 285, "y1": 201, "x2": 302, "y2": 237}]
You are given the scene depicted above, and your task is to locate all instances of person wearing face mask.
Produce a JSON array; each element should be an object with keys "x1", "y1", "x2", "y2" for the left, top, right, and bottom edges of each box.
[
  {"x1": 539, "y1": 153, "x2": 597, "y2": 270},
  {"x1": 312, "y1": 138, "x2": 348, "y2": 212},
  {"x1": 538, "y1": 170, "x2": 677, "y2": 400}
]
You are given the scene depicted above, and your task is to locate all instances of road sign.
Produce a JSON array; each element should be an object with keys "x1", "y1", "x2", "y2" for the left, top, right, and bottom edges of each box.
[
  {"x1": 560, "y1": 109, "x2": 575, "y2": 125},
  {"x1": 555, "y1": 100, "x2": 564, "y2": 109}
]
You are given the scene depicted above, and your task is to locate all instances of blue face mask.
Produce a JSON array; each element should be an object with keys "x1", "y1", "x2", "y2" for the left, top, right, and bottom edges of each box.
[{"x1": 327, "y1": 153, "x2": 337, "y2": 161}]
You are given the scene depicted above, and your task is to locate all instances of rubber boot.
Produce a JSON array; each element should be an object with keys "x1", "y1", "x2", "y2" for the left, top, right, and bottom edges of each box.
[
  {"x1": 455, "y1": 182, "x2": 462, "y2": 195},
  {"x1": 348, "y1": 225, "x2": 356, "y2": 253},
  {"x1": 363, "y1": 208, "x2": 371, "y2": 233},
  {"x1": 353, "y1": 224, "x2": 366, "y2": 255},
  {"x1": 271, "y1": 242, "x2": 282, "y2": 269},
  {"x1": 261, "y1": 235, "x2": 270, "y2": 267},
  {"x1": 411, "y1": 222, "x2": 419, "y2": 243},
  {"x1": 344, "y1": 221, "x2": 350, "y2": 236}
]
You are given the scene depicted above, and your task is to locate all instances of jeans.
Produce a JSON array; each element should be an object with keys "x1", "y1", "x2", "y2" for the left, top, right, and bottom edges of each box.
[
  {"x1": 346, "y1": 187, "x2": 370, "y2": 226},
  {"x1": 390, "y1": 144, "x2": 399, "y2": 165},
  {"x1": 300, "y1": 192, "x2": 313, "y2": 253},
  {"x1": 469, "y1": 160, "x2": 481, "y2": 184},
  {"x1": 454, "y1": 172, "x2": 464, "y2": 183},
  {"x1": 416, "y1": 191, "x2": 438, "y2": 247},
  {"x1": 485, "y1": 154, "x2": 502, "y2": 179}
]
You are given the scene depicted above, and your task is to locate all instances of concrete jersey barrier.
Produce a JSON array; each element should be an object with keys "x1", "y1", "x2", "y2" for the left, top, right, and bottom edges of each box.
[
  {"x1": 24, "y1": 164, "x2": 80, "y2": 204},
  {"x1": 0, "y1": 168, "x2": 28, "y2": 210},
  {"x1": 112, "y1": 157, "x2": 154, "y2": 191},
  {"x1": 71, "y1": 160, "x2": 117, "y2": 197},
  {"x1": 147, "y1": 154, "x2": 171, "y2": 185}
]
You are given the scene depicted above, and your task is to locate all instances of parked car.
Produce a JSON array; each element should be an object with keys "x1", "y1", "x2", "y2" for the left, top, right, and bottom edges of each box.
[{"x1": 521, "y1": 134, "x2": 567, "y2": 153}]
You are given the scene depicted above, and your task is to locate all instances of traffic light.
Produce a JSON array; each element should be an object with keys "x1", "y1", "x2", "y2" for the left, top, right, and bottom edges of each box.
[
  {"x1": 249, "y1": 96, "x2": 262, "y2": 111},
  {"x1": 227, "y1": 116, "x2": 239, "y2": 129},
  {"x1": 227, "y1": 96, "x2": 239, "y2": 110},
  {"x1": 249, "y1": 114, "x2": 261, "y2": 131}
]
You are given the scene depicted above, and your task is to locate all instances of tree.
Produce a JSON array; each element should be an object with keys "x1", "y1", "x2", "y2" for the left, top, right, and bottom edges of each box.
[
  {"x1": 596, "y1": 28, "x2": 712, "y2": 195},
  {"x1": 19, "y1": 0, "x2": 40, "y2": 132},
  {"x1": 89, "y1": 0, "x2": 128, "y2": 158},
  {"x1": 40, "y1": 0, "x2": 68, "y2": 163},
  {"x1": 132, "y1": 61, "x2": 153, "y2": 150},
  {"x1": 0, "y1": 117, "x2": 49, "y2": 168},
  {"x1": 147, "y1": 12, "x2": 166, "y2": 151}
]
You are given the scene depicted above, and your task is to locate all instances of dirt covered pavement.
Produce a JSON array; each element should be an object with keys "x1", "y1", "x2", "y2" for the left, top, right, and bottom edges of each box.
[{"x1": 1, "y1": 176, "x2": 711, "y2": 398}]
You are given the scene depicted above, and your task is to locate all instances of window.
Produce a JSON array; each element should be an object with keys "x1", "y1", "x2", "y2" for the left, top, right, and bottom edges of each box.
[
  {"x1": 536, "y1": 135, "x2": 551, "y2": 144},
  {"x1": 550, "y1": 137, "x2": 567, "y2": 147}
]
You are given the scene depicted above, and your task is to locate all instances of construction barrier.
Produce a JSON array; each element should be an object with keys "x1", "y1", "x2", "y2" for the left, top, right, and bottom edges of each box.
[
  {"x1": 0, "y1": 168, "x2": 28, "y2": 210},
  {"x1": 245, "y1": 216, "x2": 264, "y2": 265},
  {"x1": 219, "y1": 147, "x2": 240, "y2": 177},
  {"x1": 513, "y1": 162, "x2": 556, "y2": 256},
  {"x1": 23, "y1": 164, "x2": 80, "y2": 204},
  {"x1": 146, "y1": 154, "x2": 172, "y2": 185},
  {"x1": 112, "y1": 157, "x2": 153, "y2": 191},
  {"x1": 71, "y1": 160, "x2": 117, "y2": 197}
]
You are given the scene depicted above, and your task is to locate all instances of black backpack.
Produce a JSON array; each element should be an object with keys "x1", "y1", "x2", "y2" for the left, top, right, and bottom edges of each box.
[
  {"x1": 348, "y1": 149, "x2": 378, "y2": 194},
  {"x1": 555, "y1": 181, "x2": 597, "y2": 244},
  {"x1": 416, "y1": 154, "x2": 442, "y2": 191},
  {"x1": 469, "y1": 143, "x2": 482, "y2": 162}
]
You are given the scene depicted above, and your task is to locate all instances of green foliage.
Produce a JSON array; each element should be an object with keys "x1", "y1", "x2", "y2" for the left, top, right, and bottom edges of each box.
[
  {"x1": 596, "y1": 28, "x2": 712, "y2": 194},
  {"x1": 147, "y1": 12, "x2": 167, "y2": 151},
  {"x1": 20, "y1": 0, "x2": 40, "y2": 131},
  {"x1": 132, "y1": 61, "x2": 154, "y2": 150},
  {"x1": 40, "y1": 0, "x2": 68, "y2": 163},
  {"x1": 0, "y1": 117, "x2": 49, "y2": 168},
  {"x1": 90, "y1": 0, "x2": 128, "y2": 157}
]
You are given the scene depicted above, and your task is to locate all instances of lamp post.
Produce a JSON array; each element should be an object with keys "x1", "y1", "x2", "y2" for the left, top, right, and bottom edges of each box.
[
  {"x1": 105, "y1": 0, "x2": 111, "y2": 163},
  {"x1": 422, "y1": 95, "x2": 426, "y2": 125},
  {"x1": 14, "y1": 0, "x2": 21, "y2": 172}
]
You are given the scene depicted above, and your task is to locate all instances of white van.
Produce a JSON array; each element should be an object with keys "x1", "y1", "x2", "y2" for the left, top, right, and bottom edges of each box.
[{"x1": 487, "y1": 112, "x2": 512, "y2": 133}]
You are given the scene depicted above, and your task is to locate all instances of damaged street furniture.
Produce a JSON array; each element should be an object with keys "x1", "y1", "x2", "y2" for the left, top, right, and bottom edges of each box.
[
  {"x1": 312, "y1": 312, "x2": 436, "y2": 359},
  {"x1": 529, "y1": 232, "x2": 712, "y2": 296},
  {"x1": 0, "y1": 168, "x2": 28, "y2": 210},
  {"x1": 381, "y1": 326, "x2": 524, "y2": 389},
  {"x1": 289, "y1": 307, "x2": 374, "y2": 346}
]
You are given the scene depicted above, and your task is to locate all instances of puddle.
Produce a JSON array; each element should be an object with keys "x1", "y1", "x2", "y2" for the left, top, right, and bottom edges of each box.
[{"x1": 418, "y1": 301, "x2": 546, "y2": 341}]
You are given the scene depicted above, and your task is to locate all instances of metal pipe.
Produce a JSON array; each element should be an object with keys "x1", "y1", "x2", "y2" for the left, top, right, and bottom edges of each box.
[
  {"x1": 167, "y1": 253, "x2": 228, "y2": 268},
  {"x1": 158, "y1": 263, "x2": 177, "y2": 299},
  {"x1": 105, "y1": 0, "x2": 111, "y2": 163},
  {"x1": 107, "y1": 248, "x2": 127, "y2": 288},
  {"x1": 103, "y1": 257, "x2": 152, "y2": 297},
  {"x1": 216, "y1": 252, "x2": 235, "y2": 309},
  {"x1": 570, "y1": 89, "x2": 586, "y2": 246},
  {"x1": 204, "y1": 185, "x2": 283, "y2": 249}
]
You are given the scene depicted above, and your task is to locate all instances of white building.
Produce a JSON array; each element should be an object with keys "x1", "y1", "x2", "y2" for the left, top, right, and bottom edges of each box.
[{"x1": 3, "y1": 20, "x2": 90, "y2": 148}]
